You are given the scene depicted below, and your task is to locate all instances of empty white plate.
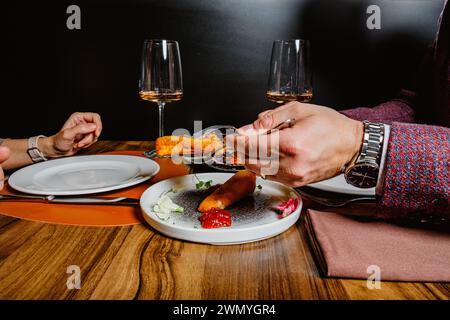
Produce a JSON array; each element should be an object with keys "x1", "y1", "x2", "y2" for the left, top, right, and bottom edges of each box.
[
  {"x1": 9, "y1": 155, "x2": 160, "y2": 195},
  {"x1": 140, "y1": 173, "x2": 302, "y2": 245},
  {"x1": 308, "y1": 174, "x2": 375, "y2": 196}
]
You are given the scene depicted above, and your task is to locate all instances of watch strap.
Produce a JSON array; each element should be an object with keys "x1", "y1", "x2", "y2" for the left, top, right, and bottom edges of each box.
[
  {"x1": 27, "y1": 135, "x2": 48, "y2": 163},
  {"x1": 355, "y1": 121, "x2": 385, "y2": 165},
  {"x1": 344, "y1": 121, "x2": 385, "y2": 188}
]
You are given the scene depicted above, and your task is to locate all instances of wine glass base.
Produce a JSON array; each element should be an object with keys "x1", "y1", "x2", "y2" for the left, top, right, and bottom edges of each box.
[
  {"x1": 144, "y1": 149, "x2": 157, "y2": 158},
  {"x1": 144, "y1": 150, "x2": 173, "y2": 159}
]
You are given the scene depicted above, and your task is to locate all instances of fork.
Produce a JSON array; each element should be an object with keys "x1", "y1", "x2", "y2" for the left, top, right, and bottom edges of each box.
[
  {"x1": 209, "y1": 118, "x2": 296, "y2": 164},
  {"x1": 296, "y1": 188, "x2": 376, "y2": 207},
  {"x1": 203, "y1": 118, "x2": 296, "y2": 137},
  {"x1": 0, "y1": 194, "x2": 140, "y2": 206}
]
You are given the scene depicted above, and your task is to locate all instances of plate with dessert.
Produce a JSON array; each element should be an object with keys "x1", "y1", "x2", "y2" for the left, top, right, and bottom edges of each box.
[{"x1": 140, "y1": 171, "x2": 302, "y2": 245}]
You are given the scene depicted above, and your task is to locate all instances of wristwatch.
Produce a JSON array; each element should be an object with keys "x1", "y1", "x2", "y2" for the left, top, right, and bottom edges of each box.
[
  {"x1": 27, "y1": 135, "x2": 48, "y2": 163},
  {"x1": 344, "y1": 121, "x2": 385, "y2": 188}
]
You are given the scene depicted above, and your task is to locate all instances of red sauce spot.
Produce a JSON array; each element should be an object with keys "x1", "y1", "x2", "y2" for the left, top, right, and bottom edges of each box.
[{"x1": 199, "y1": 208, "x2": 232, "y2": 229}]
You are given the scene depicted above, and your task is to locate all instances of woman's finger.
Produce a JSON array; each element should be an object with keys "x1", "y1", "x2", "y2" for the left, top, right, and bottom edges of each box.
[
  {"x1": 62, "y1": 123, "x2": 97, "y2": 141},
  {"x1": 0, "y1": 146, "x2": 10, "y2": 164},
  {"x1": 88, "y1": 113, "x2": 102, "y2": 137},
  {"x1": 63, "y1": 112, "x2": 102, "y2": 137},
  {"x1": 77, "y1": 113, "x2": 102, "y2": 137},
  {"x1": 76, "y1": 133, "x2": 96, "y2": 148}
]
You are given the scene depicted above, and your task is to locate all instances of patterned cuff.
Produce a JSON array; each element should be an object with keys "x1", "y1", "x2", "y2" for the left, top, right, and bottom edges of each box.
[{"x1": 378, "y1": 122, "x2": 450, "y2": 218}]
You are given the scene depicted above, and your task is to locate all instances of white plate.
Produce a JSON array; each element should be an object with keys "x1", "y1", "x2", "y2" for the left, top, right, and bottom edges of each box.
[
  {"x1": 140, "y1": 173, "x2": 302, "y2": 245},
  {"x1": 9, "y1": 155, "x2": 160, "y2": 195},
  {"x1": 308, "y1": 174, "x2": 375, "y2": 196}
]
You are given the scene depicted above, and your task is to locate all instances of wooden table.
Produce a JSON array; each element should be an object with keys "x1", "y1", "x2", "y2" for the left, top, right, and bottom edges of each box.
[{"x1": 0, "y1": 141, "x2": 448, "y2": 300}]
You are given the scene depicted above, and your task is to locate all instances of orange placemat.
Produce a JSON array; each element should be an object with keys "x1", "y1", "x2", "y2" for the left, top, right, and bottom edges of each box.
[{"x1": 0, "y1": 151, "x2": 190, "y2": 227}]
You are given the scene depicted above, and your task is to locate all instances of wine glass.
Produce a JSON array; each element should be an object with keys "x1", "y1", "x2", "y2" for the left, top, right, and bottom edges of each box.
[
  {"x1": 139, "y1": 39, "x2": 183, "y2": 157},
  {"x1": 266, "y1": 39, "x2": 312, "y2": 104}
]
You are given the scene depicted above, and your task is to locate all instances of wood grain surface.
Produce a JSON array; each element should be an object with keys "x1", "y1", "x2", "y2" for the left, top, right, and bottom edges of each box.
[{"x1": 0, "y1": 141, "x2": 448, "y2": 300}]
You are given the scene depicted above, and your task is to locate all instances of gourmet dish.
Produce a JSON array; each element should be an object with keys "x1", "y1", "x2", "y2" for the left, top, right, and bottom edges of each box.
[
  {"x1": 197, "y1": 170, "x2": 256, "y2": 228},
  {"x1": 151, "y1": 170, "x2": 299, "y2": 229},
  {"x1": 198, "y1": 170, "x2": 256, "y2": 212}
]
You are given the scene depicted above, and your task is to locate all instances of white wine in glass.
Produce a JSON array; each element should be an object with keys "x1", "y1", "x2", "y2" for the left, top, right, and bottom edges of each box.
[
  {"x1": 267, "y1": 39, "x2": 312, "y2": 104},
  {"x1": 139, "y1": 91, "x2": 183, "y2": 104},
  {"x1": 266, "y1": 91, "x2": 313, "y2": 104},
  {"x1": 139, "y1": 39, "x2": 183, "y2": 157}
]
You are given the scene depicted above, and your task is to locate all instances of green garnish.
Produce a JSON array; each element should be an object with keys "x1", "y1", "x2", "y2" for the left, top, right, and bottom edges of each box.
[
  {"x1": 257, "y1": 184, "x2": 263, "y2": 190},
  {"x1": 193, "y1": 174, "x2": 213, "y2": 190},
  {"x1": 195, "y1": 178, "x2": 213, "y2": 190}
]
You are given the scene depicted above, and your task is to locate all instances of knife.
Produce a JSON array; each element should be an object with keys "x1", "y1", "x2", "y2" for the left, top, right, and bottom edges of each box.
[{"x1": 0, "y1": 194, "x2": 140, "y2": 206}]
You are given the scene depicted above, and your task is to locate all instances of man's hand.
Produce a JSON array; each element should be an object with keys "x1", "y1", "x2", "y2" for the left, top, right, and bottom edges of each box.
[
  {"x1": 238, "y1": 102, "x2": 363, "y2": 187},
  {"x1": 0, "y1": 146, "x2": 11, "y2": 189},
  {"x1": 40, "y1": 112, "x2": 103, "y2": 158}
]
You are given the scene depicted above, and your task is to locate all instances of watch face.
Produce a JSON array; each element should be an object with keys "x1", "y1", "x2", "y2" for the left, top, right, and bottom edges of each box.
[{"x1": 345, "y1": 163, "x2": 379, "y2": 188}]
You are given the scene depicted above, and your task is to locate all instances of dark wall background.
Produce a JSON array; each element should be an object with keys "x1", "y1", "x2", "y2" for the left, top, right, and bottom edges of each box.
[{"x1": 0, "y1": 0, "x2": 445, "y2": 140}]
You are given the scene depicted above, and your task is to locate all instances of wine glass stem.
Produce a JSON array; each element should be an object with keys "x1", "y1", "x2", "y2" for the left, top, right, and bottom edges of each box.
[{"x1": 158, "y1": 102, "x2": 166, "y2": 137}]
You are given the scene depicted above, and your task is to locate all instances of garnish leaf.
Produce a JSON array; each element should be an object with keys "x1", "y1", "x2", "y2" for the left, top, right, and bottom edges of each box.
[
  {"x1": 196, "y1": 179, "x2": 213, "y2": 190},
  {"x1": 196, "y1": 181, "x2": 204, "y2": 189},
  {"x1": 204, "y1": 180, "x2": 213, "y2": 188}
]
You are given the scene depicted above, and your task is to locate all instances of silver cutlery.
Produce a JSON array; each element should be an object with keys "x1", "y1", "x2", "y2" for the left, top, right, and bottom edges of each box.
[
  {"x1": 296, "y1": 188, "x2": 376, "y2": 207},
  {"x1": 202, "y1": 118, "x2": 296, "y2": 140},
  {"x1": 209, "y1": 118, "x2": 296, "y2": 165},
  {"x1": 145, "y1": 149, "x2": 172, "y2": 159},
  {"x1": 0, "y1": 194, "x2": 140, "y2": 206}
]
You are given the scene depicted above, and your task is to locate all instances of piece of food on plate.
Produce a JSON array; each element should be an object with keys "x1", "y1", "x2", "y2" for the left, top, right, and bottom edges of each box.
[
  {"x1": 155, "y1": 133, "x2": 222, "y2": 157},
  {"x1": 199, "y1": 208, "x2": 232, "y2": 229},
  {"x1": 198, "y1": 170, "x2": 256, "y2": 213},
  {"x1": 152, "y1": 189, "x2": 184, "y2": 220},
  {"x1": 274, "y1": 197, "x2": 300, "y2": 218}
]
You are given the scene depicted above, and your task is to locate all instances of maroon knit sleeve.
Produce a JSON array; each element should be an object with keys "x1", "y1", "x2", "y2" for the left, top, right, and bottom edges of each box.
[
  {"x1": 376, "y1": 122, "x2": 450, "y2": 218},
  {"x1": 340, "y1": 90, "x2": 416, "y2": 124}
]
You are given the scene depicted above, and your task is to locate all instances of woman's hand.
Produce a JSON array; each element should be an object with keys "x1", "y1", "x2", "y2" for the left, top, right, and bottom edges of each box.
[
  {"x1": 40, "y1": 112, "x2": 103, "y2": 158},
  {"x1": 0, "y1": 146, "x2": 11, "y2": 189},
  {"x1": 238, "y1": 102, "x2": 363, "y2": 187}
]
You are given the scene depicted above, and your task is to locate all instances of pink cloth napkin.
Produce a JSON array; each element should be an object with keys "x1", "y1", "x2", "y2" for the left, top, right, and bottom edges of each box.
[{"x1": 305, "y1": 209, "x2": 450, "y2": 282}]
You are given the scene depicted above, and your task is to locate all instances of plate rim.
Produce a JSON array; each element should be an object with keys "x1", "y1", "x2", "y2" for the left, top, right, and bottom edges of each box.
[{"x1": 8, "y1": 154, "x2": 160, "y2": 195}]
